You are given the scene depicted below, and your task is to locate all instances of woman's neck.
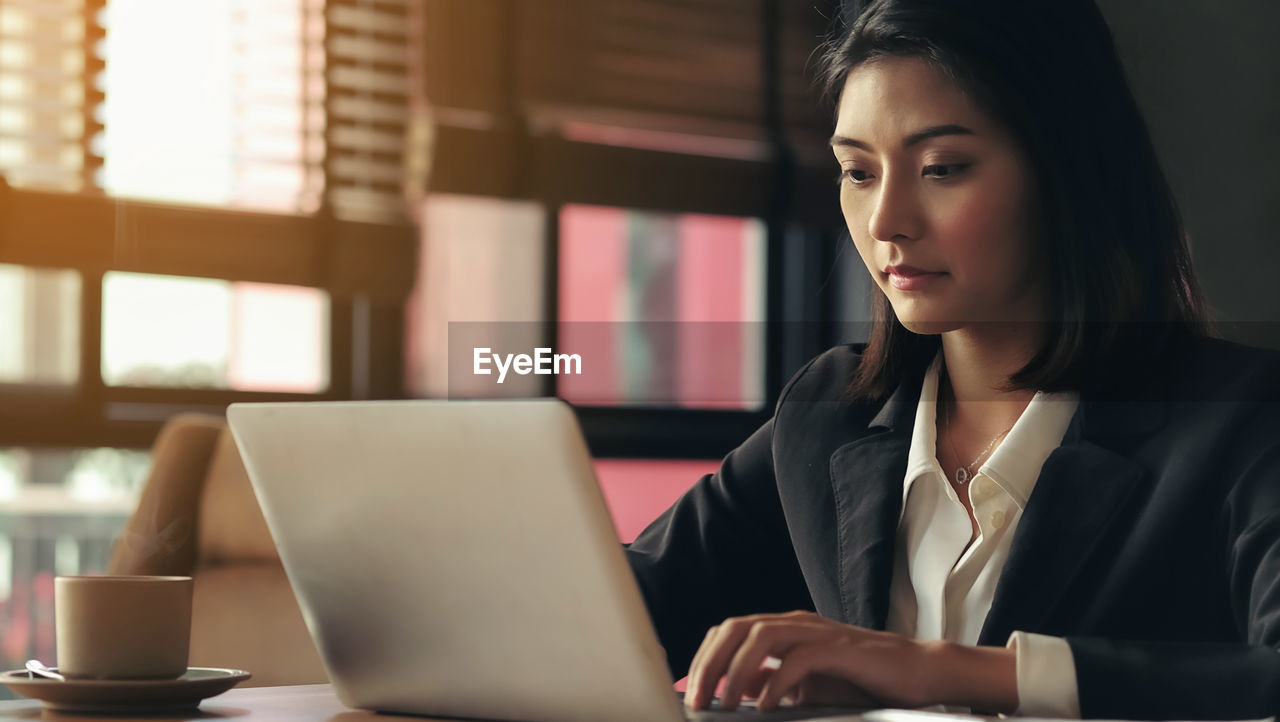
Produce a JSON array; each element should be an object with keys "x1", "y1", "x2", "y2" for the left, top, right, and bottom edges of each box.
[{"x1": 937, "y1": 325, "x2": 1042, "y2": 436}]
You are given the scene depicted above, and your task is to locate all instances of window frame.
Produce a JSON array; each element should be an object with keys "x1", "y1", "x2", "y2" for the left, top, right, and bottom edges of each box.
[
  {"x1": 0, "y1": 0, "x2": 854, "y2": 464},
  {"x1": 0, "y1": 181, "x2": 416, "y2": 449},
  {"x1": 419, "y1": 0, "x2": 849, "y2": 460}
]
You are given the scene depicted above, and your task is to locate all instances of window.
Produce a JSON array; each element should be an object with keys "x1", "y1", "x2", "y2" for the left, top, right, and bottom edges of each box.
[
  {"x1": 0, "y1": 264, "x2": 79, "y2": 387},
  {"x1": 0, "y1": 0, "x2": 422, "y2": 447},
  {"x1": 0, "y1": 2, "x2": 422, "y2": 697},
  {"x1": 558, "y1": 204, "x2": 766, "y2": 410},
  {"x1": 404, "y1": 194, "x2": 546, "y2": 399},
  {"x1": 410, "y1": 1, "x2": 846, "y2": 458},
  {"x1": 99, "y1": 0, "x2": 325, "y2": 212},
  {"x1": 102, "y1": 273, "x2": 329, "y2": 392}
]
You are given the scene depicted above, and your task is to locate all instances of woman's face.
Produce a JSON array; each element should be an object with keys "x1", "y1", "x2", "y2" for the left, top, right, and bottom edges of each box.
[{"x1": 833, "y1": 56, "x2": 1047, "y2": 335}]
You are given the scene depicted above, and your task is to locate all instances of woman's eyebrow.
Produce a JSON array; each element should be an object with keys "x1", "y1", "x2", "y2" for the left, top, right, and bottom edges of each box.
[{"x1": 829, "y1": 124, "x2": 976, "y2": 151}]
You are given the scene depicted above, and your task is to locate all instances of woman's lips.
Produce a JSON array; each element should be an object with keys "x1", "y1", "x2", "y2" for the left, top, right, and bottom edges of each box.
[{"x1": 886, "y1": 268, "x2": 946, "y2": 291}]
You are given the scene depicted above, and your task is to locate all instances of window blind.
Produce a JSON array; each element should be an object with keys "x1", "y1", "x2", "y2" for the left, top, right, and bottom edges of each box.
[
  {"x1": 0, "y1": 0, "x2": 419, "y2": 223},
  {"x1": 324, "y1": 0, "x2": 416, "y2": 222},
  {"x1": 516, "y1": 0, "x2": 833, "y2": 145},
  {"x1": 0, "y1": 0, "x2": 104, "y2": 193}
]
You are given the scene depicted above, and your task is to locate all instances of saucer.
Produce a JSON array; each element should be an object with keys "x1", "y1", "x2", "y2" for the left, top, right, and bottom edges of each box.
[{"x1": 1, "y1": 667, "x2": 251, "y2": 713}]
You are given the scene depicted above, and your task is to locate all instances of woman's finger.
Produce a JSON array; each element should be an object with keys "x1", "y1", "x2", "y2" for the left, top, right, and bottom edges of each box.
[
  {"x1": 684, "y1": 625, "x2": 718, "y2": 708},
  {"x1": 687, "y1": 621, "x2": 740, "y2": 708},
  {"x1": 717, "y1": 623, "x2": 779, "y2": 711},
  {"x1": 685, "y1": 616, "x2": 758, "y2": 709},
  {"x1": 719, "y1": 621, "x2": 828, "y2": 710}
]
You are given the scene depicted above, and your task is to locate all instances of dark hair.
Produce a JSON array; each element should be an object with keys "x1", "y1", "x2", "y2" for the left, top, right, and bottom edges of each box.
[{"x1": 819, "y1": 0, "x2": 1213, "y2": 401}]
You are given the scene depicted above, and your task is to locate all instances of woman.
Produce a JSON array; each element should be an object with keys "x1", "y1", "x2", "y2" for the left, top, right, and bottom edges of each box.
[{"x1": 624, "y1": 0, "x2": 1280, "y2": 718}]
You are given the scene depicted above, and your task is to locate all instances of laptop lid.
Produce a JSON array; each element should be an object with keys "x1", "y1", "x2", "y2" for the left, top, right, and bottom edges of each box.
[{"x1": 227, "y1": 399, "x2": 684, "y2": 722}]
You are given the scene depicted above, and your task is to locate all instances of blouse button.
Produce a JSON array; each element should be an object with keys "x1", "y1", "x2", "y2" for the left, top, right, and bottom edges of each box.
[
  {"x1": 990, "y1": 509, "x2": 1008, "y2": 529},
  {"x1": 973, "y1": 477, "x2": 996, "y2": 501}
]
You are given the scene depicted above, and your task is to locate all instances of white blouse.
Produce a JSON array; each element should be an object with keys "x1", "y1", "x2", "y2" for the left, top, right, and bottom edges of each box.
[{"x1": 885, "y1": 351, "x2": 1082, "y2": 717}]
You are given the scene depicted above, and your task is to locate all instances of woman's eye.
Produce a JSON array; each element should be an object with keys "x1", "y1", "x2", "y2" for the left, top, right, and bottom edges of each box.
[
  {"x1": 836, "y1": 168, "x2": 873, "y2": 186},
  {"x1": 922, "y1": 163, "x2": 970, "y2": 179}
]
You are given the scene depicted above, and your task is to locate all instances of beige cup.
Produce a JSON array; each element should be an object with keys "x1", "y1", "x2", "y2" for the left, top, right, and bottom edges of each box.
[{"x1": 54, "y1": 575, "x2": 193, "y2": 680}]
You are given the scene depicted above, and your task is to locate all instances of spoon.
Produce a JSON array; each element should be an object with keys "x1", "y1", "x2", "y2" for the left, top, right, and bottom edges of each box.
[{"x1": 24, "y1": 659, "x2": 65, "y2": 682}]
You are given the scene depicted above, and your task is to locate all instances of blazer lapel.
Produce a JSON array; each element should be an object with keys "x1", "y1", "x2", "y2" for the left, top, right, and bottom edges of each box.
[
  {"x1": 976, "y1": 436, "x2": 1148, "y2": 644},
  {"x1": 825, "y1": 342, "x2": 1172, "y2": 639},
  {"x1": 828, "y1": 349, "x2": 932, "y2": 630},
  {"x1": 977, "y1": 385, "x2": 1169, "y2": 645},
  {"x1": 829, "y1": 432, "x2": 909, "y2": 629}
]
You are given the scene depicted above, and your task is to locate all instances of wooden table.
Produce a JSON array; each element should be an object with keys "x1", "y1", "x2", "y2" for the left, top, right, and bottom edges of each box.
[
  {"x1": 0, "y1": 684, "x2": 458, "y2": 721},
  {"x1": 0, "y1": 685, "x2": 1005, "y2": 722}
]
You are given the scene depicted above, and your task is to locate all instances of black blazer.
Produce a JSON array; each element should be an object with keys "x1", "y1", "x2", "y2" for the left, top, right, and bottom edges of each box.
[{"x1": 625, "y1": 334, "x2": 1280, "y2": 719}]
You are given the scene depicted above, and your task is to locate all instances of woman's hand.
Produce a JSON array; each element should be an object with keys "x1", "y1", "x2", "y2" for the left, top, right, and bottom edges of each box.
[{"x1": 683, "y1": 611, "x2": 1018, "y2": 713}]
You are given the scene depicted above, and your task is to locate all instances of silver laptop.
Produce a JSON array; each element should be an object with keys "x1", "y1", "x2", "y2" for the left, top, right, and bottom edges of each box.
[{"x1": 226, "y1": 399, "x2": 940, "y2": 722}]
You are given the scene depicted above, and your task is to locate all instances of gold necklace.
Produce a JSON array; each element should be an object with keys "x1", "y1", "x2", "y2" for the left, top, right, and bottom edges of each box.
[{"x1": 941, "y1": 385, "x2": 1014, "y2": 486}]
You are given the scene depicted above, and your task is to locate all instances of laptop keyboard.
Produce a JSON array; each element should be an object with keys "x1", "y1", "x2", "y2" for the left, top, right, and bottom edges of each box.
[
  {"x1": 677, "y1": 694, "x2": 865, "y2": 721},
  {"x1": 684, "y1": 707, "x2": 860, "y2": 721}
]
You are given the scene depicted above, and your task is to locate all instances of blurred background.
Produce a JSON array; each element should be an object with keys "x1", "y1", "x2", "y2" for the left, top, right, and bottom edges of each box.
[{"x1": 0, "y1": 0, "x2": 1276, "y2": 689}]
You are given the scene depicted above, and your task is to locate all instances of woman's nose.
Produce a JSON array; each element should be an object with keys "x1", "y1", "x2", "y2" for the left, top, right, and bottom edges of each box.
[{"x1": 867, "y1": 174, "x2": 922, "y2": 242}]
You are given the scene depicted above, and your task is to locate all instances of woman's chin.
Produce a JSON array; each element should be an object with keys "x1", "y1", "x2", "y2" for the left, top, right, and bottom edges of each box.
[{"x1": 895, "y1": 317, "x2": 963, "y2": 336}]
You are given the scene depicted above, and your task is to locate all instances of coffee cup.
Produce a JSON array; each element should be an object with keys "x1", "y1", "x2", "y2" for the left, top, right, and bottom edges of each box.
[{"x1": 54, "y1": 575, "x2": 193, "y2": 680}]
